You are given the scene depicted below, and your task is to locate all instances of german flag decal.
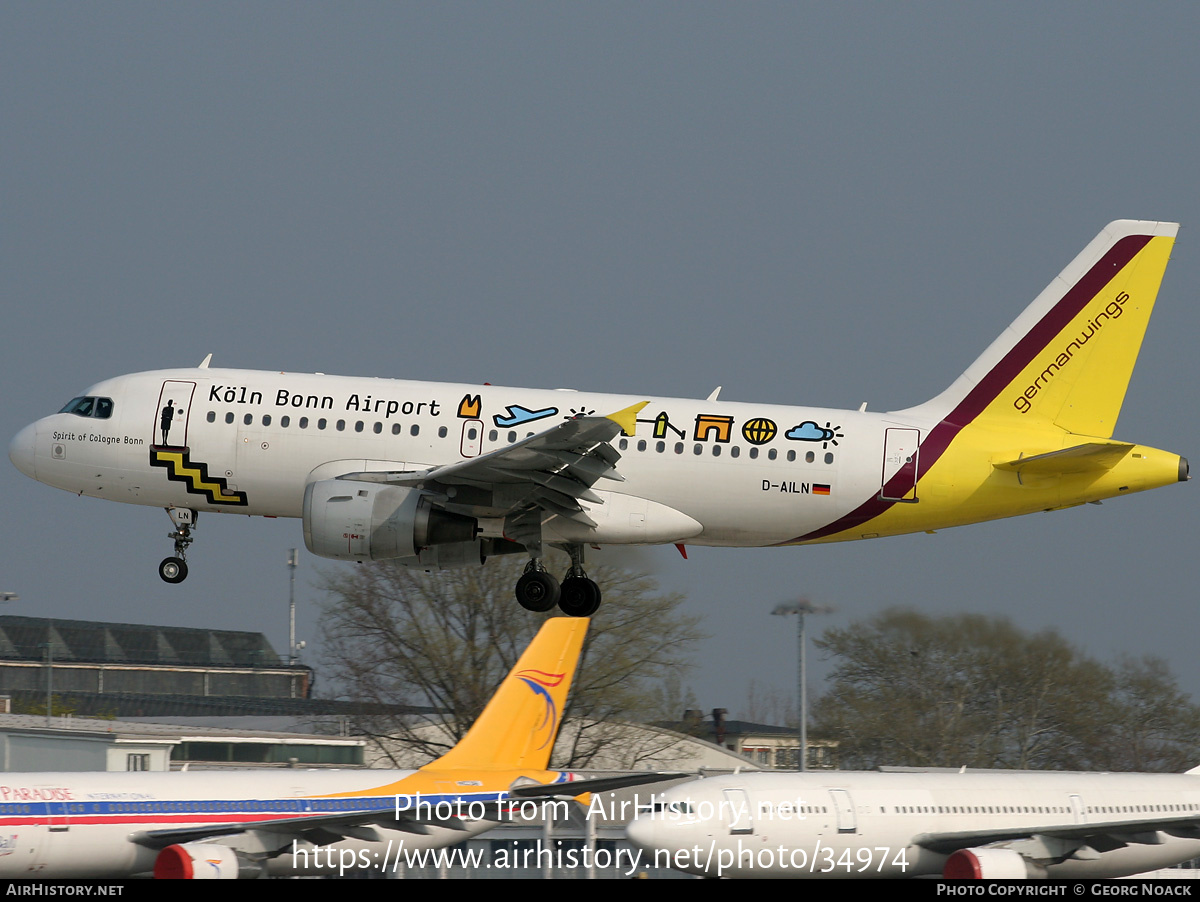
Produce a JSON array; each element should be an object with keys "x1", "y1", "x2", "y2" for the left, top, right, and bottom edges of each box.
[
  {"x1": 150, "y1": 448, "x2": 248, "y2": 506},
  {"x1": 813, "y1": 483, "x2": 831, "y2": 496}
]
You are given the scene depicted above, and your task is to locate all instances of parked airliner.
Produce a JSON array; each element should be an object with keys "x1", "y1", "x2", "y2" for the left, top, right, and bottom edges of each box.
[
  {"x1": 0, "y1": 618, "x2": 660, "y2": 878},
  {"x1": 9, "y1": 221, "x2": 1187, "y2": 616},
  {"x1": 626, "y1": 768, "x2": 1200, "y2": 879}
]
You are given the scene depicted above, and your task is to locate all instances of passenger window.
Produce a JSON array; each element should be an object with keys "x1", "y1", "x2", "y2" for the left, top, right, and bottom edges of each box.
[
  {"x1": 749, "y1": 447, "x2": 758, "y2": 459},
  {"x1": 489, "y1": 430, "x2": 498, "y2": 442},
  {"x1": 508, "y1": 431, "x2": 517, "y2": 443},
  {"x1": 787, "y1": 450, "x2": 796, "y2": 462},
  {"x1": 318, "y1": 418, "x2": 327, "y2": 430},
  {"x1": 206, "y1": 411, "x2": 216, "y2": 423},
  {"x1": 225, "y1": 412, "x2": 234, "y2": 424},
  {"x1": 392, "y1": 423, "x2": 402, "y2": 435},
  {"x1": 410, "y1": 424, "x2": 419, "y2": 436},
  {"x1": 637, "y1": 440, "x2": 646, "y2": 452},
  {"x1": 712, "y1": 445, "x2": 721, "y2": 457},
  {"x1": 656, "y1": 441, "x2": 665, "y2": 453},
  {"x1": 806, "y1": 451, "x2": 815, "y2": 463},
  {"x1": 693, "y1": 444, "x2": 702, "y2": 455},
  {"x1": 730, "y1": 446, "x2": 740, "y2": 458},
  {"x1": 768, "y1": 448, "x2": 778, "y2": 460},
  {"x1": 243, "y1": 414, "x2": 252, "y2": 426},
  {"x1": 825, "y1": 452, "x2": 834, "y2": 464},
  {"x1": 373, "y1": 422, "x2": 382, "y2": 434},
  {"x1": 675, "y1": 443, "x2": 684, "y2": 454},
  {"x1": 299, "y1": 417, "x2": 308, "y2": 429},
  {"x1": 262, "y1": 415, "x2": 271, "y2": 426},
  {"x1": 281, "y1": 416, "x2": 290, "y2": 428},
  {"x1": 354, "y1": 421, "x2": 364, "y2": 433},
  {"x1": 618, "y1": 439, "x2": 628, "y2": 451},
  {"x1": 336, "y1": 420, "x2": 345, "y2": 431},
  {"x1": 438, "y1": 426, "x2": 448, "y2": 438}
]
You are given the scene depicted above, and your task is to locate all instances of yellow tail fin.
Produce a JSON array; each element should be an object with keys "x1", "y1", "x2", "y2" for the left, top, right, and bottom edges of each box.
[
  {"x1": 915, "y1": 220, "x2": 1177, "y2": 438},
  {"x1": 424, "y1": 617, "x2": 587, "y2": 771}
]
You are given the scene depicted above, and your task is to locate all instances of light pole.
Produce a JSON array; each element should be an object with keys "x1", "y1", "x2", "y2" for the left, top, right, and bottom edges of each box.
[
  {"x1": 771, "y1": 599, "x2": 832, "y2": 771},
  {"x1": 287, "y1": 549, "x2": 298, "y2": 665}
]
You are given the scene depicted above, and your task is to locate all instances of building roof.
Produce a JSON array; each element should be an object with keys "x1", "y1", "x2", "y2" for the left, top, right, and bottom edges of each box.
[
  {"x1": 0, "y1": 712, "x2": 363, "y2": 747},
  {"x1": 0, "y1": 615, "x2": 280, "y2": 667}
]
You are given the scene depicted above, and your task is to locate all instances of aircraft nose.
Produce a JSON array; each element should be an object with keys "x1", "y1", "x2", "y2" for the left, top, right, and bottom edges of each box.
[
  {"x1": 9, "y1": 422, "x2": 37, "y2": 480},
  {"x1": 625, "y1": 812, "x2": 657, "y2": 851}
]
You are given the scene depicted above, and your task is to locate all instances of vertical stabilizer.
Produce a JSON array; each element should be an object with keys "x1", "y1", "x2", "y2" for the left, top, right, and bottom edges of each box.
[
  {"x1": 908, "y1": 220, "x2": 1178, "y2": 438},
  {"x1": 424, "y1": 618, "x2": 588, "y2": 771}
]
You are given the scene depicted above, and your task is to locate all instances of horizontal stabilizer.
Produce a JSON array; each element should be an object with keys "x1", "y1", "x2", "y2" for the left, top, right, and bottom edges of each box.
[
  {"x1": 993, "y1": 443, "x2": 1133, "y2": 476},
  {"x1": 509, "y1": 772, "x2": 689, "y2": 799}
]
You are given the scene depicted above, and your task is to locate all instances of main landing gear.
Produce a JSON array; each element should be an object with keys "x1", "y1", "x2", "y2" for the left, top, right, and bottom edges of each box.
[
  {"x1": 159, "y1": 508, "x2": 196, "y2": 584},
  {"x1": 514, "y1": 544, "x2": 602, "y2": 618}
]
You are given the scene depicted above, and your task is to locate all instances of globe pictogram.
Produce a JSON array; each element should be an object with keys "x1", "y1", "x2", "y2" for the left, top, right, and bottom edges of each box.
[{"x1": 741, "y1": 417, "x2": 777, "y2": 445}]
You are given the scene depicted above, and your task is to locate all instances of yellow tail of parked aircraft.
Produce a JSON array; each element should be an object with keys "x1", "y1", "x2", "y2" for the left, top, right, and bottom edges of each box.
[
  {"x1": 10, "y1": 221, "x2": 1187, "y2": 615},
  {"x1": 0, "y1": 617, "x2": 675, "y2": 879}
]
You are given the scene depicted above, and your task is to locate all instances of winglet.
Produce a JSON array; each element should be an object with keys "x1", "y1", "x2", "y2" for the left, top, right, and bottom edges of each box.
[
  {"x1": 424, "y1": 618, "x2": 588, "y2": 771},
  {"x1": 198, "y1": 353, "x2": 213, "y2": 369},
  {"x1": 606, "y1": 401, "x2": 648, "y2": 438}
]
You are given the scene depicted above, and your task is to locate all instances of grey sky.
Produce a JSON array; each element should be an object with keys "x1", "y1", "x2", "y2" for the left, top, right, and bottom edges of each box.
[{"x1": 3, "y1": 4, "x2": 1197, "y2": 719}]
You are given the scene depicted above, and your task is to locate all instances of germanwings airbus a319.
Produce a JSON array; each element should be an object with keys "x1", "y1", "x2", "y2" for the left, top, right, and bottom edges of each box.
[{"x1": 9, "y1": 221, "x2": 1188, "y2": 616}]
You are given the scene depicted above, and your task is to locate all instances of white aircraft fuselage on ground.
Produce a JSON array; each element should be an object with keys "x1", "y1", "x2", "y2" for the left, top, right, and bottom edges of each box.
[
  {"x1": 0, "y1": 618, "x2": 653, "y2": 879},
  {"x1": 0, "y1": 768, "x2": 504, "y2": 879},
  {"x1": 626, "y1": 769, "x2": 1200, "y2": 879},
  {"x1": 9, "y1": 221, "x2": 1188, "y2": 615}
]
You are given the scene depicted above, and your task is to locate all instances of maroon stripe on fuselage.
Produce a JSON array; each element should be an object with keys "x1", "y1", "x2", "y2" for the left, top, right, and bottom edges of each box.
[{"x1": 785, "y1": 234, "x2": 1152, "y2": 544}]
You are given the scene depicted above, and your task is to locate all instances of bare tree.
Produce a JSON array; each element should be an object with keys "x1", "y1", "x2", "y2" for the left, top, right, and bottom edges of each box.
[
  {"x1": 812, "y1": 609, "x2": 1200, "y2": 772},
  {"x1": 319, "y1": 552, "x2": 705, "y2": 768}
]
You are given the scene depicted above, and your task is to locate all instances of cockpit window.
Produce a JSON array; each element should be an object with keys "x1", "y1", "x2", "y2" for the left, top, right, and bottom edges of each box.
[{"x1": 59, "y1": 396, "x2": 114, "y2": 419}]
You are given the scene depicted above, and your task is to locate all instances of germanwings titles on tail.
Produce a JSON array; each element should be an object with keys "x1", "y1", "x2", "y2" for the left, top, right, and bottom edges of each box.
[{"x1": 10, "y1": 221, "x2": 1187, "y2": 616}]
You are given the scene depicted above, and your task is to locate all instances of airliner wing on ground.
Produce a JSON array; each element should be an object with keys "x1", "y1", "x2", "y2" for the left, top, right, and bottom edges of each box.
[
  {"x1": 626, "y1": 768, "x2": 1200, "y2": 879},
  {"x1": 0, "y1": 617, "x2": 669, "y2": 879},
  {"x1": 9, "y1": 221, "x2": 1188, "y2": 616}
]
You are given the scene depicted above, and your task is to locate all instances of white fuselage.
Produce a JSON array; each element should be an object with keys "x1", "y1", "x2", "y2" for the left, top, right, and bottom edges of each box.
[
  {"x1": 627, "y1": 771, "x2": 1200, "y2": 879},
  {"x1": 0, "y1": 768, "x2": 499, "y2": 878},
  {"x1": 12, "y1": 367, "x2": 927, "y2": 549}
]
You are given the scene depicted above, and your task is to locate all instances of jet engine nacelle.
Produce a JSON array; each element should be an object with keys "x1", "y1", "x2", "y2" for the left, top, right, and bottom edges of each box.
[
  {"x1": 303, "y1": 478, "x2": 477, "y2": 562},
  {"x1": 943, "y1": 847, "x2": 1048, "y2": 879},
  {"x1": 153, "y1": 843, "x2": 264, "y2": 879}
]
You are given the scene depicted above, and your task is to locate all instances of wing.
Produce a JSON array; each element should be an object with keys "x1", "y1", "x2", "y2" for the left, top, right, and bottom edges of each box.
[
  {"x1": 339, "y1": 402, "x2": 647, "y2": 549},
  {"x1": 130, "y1": 771, "x2": 682, "y2": 852},
  {"x1": 130, "y1": 804, "x2": 471, "y2": 851},
  {"x1": 915, "y1": 813, "x2": 1200, "y2": 861}
]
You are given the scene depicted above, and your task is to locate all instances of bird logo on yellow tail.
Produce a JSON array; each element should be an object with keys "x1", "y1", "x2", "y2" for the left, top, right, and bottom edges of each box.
[{"x1": 516, "y1": 668, "x2": 565, "y2": 750}]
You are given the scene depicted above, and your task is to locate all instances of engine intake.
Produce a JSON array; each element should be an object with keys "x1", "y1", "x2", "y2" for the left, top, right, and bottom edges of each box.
[
  {"x1": 154, "y1": 843, "x2": 264, "y2": 879},
  {"x1": 303, "y1": 479, "x2": 477, "y2": 562},
  {"x1": 943, "y1": 847, "x2": 1047, "y2": 879}
]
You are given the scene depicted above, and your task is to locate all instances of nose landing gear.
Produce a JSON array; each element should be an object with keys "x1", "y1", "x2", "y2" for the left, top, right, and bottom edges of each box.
[{"x1": 159, "y1": 508, "x2": 196, "y2": 584}]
